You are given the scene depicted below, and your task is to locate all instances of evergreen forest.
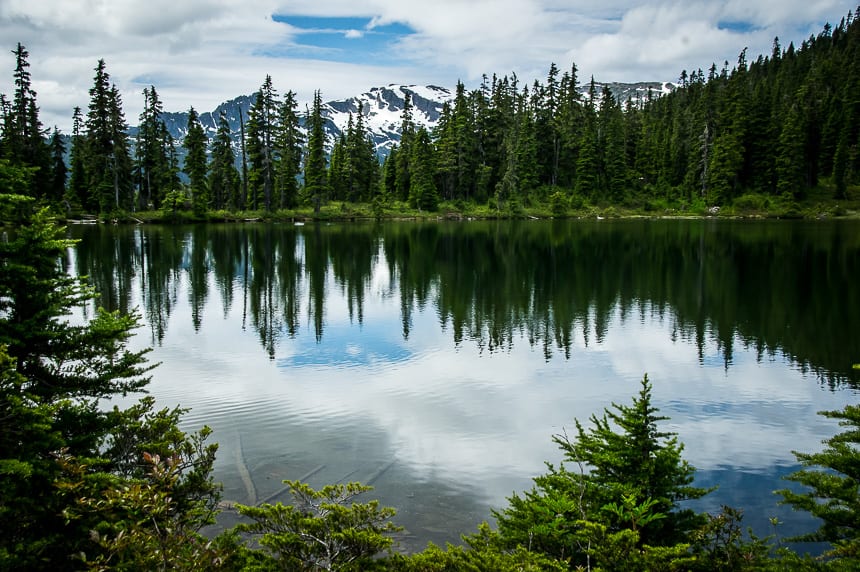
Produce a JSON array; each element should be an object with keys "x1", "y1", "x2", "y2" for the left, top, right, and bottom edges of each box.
[
  {"x1": 2, "y1": 7, "x2": 860, "y2": 572},
  {"x1": 1, "y1": 9, "x2": 860, "y2": 220}
]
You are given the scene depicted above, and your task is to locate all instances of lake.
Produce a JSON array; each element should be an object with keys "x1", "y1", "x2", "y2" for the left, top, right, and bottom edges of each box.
[{"x1": 66, "y1": 218, "x2": 860, "y2": 553}]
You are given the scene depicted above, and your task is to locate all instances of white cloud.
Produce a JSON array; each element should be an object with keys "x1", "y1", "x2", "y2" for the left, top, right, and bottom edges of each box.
[{"x1": 0, "y1": 0, "x2": 849, "y2": 131}]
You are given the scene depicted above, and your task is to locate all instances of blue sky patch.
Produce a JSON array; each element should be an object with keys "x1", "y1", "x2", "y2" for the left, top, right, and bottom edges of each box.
[
  {"x1": 270, "y1": 15, "x2": 415, "y2": 63},
  {"x1": 717, "y1": 20, "x2": 759, "y2": 33},
  {"x1": 277, "y1": 323, "x2": 413, "y2": 369}
]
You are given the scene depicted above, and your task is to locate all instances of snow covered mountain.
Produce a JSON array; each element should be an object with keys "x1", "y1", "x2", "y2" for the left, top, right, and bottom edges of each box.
[
  {"x1": 155, "y1": 85, "x2": 453, "y2": 159},
  {"x1": 154, "y1": 81, "x2": 672, "y2": 160},
  {"x1": 323, "y1": 85, "x2": 453, "y2": 155}
]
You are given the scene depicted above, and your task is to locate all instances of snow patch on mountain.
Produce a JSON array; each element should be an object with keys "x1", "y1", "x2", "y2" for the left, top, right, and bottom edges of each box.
[
  {"x1": 322, "y1": 85, "x2": 454, "y2": 156},
  {"x1": 152, "y1": 81, "x2": 673, "y2": 164}
]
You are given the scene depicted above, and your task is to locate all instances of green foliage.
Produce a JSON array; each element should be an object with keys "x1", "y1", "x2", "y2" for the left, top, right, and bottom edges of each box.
[
  {"x1": 209, "y1": 111, "x2": 241, "y2": 211},
  {"x1": 135, "y1": 86, "x2": 179, "y2": 209},
  {"x1": 777, "y1": 404, "x2": 860, "y2": 563},
  {"x1": 687, "y1": 505, "x2": 773, "y2": 571},
  {"x1": 0, "y1": 345, "x2": 65, "y2": 569},
  {"x1": 304, "y1": 90, "x2": 330, "y2": 214},
  {"x1": 388, "y1": 523, "x2": 566, "y2": 571},
  {"x1": 275, "y1": 90, "x2": 304, "y2": 209},
  {"x1": 0, "y1": 158, "x2": 36, "y2": 195},
  {"x1": 235, "y1": 480, "x2": 401, "y2": 571},
  {"x1": 102, "y1": 397, "x2": 220, "y2": 517},
  {"x1": 409, "y1": 127, "x2": 438, "y2": 212},
  {"x1": 160, "y1": 188, "x2": 191, "y2": 219},
  {"x1": 549, "y1": 190, "x2": 568, "y2": 216},
  {"x1": 495, "y1": 375, "x2": 710, "y2": 568},
  {"x1": 183, "y1": 106, "x2": 209, "y2": 214},
  {"x1": 0, "y1": 202, "x2": 152, "y2": 404},
  {"x1": 62, "y1": 451, "x2": 226, "y2": 571},
  {"x1": 0, "y1": 196, "x2": 219, "y2": 567},
  {"x1": 83, "y1": 60, "x2": 134, "y2": 212}
]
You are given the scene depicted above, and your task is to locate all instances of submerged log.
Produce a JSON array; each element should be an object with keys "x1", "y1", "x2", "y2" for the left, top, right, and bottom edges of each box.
[
  {"x1": 258, "y1": 464, "x2": 326, "y2": 505},
  {"x1": 235, "y1": 432, "x2": 257, "y2": 505},
  {"x1": 366, "y1": 459, "x2": 396, "y2": 485}
]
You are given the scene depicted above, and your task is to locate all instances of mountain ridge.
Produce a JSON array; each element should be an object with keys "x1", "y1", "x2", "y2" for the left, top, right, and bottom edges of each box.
[{"x1": 151, "y1": 81, "x2": 675, "y2": 161}]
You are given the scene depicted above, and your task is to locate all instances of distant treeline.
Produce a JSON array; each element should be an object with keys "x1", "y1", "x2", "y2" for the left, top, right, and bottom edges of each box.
[{"x1": 0, "y1": 7, "x2": 858, "y2": 215}]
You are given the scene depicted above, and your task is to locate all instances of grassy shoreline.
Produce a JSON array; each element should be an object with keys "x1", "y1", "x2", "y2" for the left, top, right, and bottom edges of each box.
[{"x1": 65, "y1": 185, "x2": 860, "y2": 225}]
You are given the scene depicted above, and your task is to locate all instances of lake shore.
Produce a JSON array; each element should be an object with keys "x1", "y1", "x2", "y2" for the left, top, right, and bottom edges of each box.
[{"x1": 65, "y1": 188, "x2": 860, "y2": 225}]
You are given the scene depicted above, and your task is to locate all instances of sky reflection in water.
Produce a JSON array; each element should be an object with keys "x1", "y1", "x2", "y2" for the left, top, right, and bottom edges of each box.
[{"x1": 71, "y1": 221, "x2": 860, "y2": 552}]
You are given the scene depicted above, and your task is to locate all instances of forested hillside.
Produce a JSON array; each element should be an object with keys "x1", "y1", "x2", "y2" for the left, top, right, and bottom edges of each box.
[{"x1": 0, "y1": 9, "x2": 858, "y2": 216}]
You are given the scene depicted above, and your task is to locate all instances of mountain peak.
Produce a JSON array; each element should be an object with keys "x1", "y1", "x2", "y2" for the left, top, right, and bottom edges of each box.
[
  {"x1": 154, "y1": 80, "x2": 672, "y2": 162},
  {"x1": 323, "y1": 85, "x2": 454, "y2": 155}
]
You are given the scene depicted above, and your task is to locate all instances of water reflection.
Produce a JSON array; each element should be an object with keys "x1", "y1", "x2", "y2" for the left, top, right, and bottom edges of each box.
[
  {"x1": 68, "y1": 219, "x2": 860, "y2": 550},
  {"x1": 71, "y1": 220, "x2": 860, "y2": 384}
]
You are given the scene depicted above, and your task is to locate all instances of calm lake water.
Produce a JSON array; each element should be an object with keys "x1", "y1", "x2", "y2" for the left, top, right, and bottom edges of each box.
[{"x1": 67, "y1": 219, "x2": 860, "y2": 553}]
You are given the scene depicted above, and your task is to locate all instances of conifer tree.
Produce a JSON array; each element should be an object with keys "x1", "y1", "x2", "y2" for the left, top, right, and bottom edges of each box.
[
  {"x1": 778, "y1": 404, "x2": 860, "y2": 562},
  {"x1": 67, "y1": 106, "x2": 88, "y2": 211},
  {"x1": 48, "y1": 128, "x2": 66, "y2": 205},
  {"x1": 434, "y1": 102, "x2": 458, "y2": 200},
  {"x1": 8, "y1": 43, "x2": 32, "y2": 160},
  {"x1": 6, "y1": 43, "x2": 49, "y2": 198},
  {"x1": 235, "y1": 481, "x2": 401, "y2": 570},
  {"x1": 452, "y1": 82, "x2": 478, "y2": 200},
  {"x1": 183, "y1": 106, "x2": 208, "y2": 213},
  {"x1": 208, "y1": 111, "x2": 239, "y2": 211},
  {"x1": 535, "y1": 63, "x2": 561, "y2": 187},
  {"x1": 776, "y1": 98, "x2": 806, "y2": 199},
  {"x1": 135, "y1": 86, "x2": 177, "y2": 209},
  {"x1": 345, "y1": 110, "x2": 377, "y2": 202},
  {"x1": 408, "y1": 126, "x2": 438, "y2": 211},
  {"x1": 555, "y1": 64, "x2": 582, "y2": 189},
  {"x1": 395, "y1": 92, "x2": 414, "y2": 202},
  {"x1": 246, "y1": 76, "x2": 279, "y2": 211},
  {"x1": 274, "y1": 90, "x2": 303, "y2": 209},
  {"x1": 599, "y1": 87, "x2": 627, "y2": 202},
  {"x1": 108, "y1": 84, "x2": 135, "y2": 210},
  {"x1": 304, "y1": 90, "x2": 328, "y2": 213},
  {"x1": 574, "y1": 79, "x2": 600, "y2": 199},
  {"x1": 0, "y1": 196, "x2": 219, "y2": 567},
  {"x1": 495, "y1": 376, "x2": 709, "y2": 567},
  {"x1": 329, "y1": 130, "x2": 347, "y2": 200},
  {"x1": 0, "y1": 197, "x2": 147, "y2": 564},
  {"x1": 84, "y1": 60, "x2": 133, "y2": 212},
  {"x1": 381, "y1": 146, "x2": 398, "y2": 199}
]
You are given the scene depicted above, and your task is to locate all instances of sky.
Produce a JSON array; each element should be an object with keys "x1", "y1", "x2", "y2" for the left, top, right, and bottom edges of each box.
[{"x1": 0, "y1": 0, "x2": 851, "y2": 132}]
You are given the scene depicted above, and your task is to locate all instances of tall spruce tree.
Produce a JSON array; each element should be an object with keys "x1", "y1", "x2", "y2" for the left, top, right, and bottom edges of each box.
[
  {"x1": 409, "y1": 126, "x2": 439, "y2": 211},
  {"x1": 47, "y1": 128, "x2": 66, "y2": 205},
  {"x1": 208, "y1": 111, "x2": 239, "y2": 211},
  {"x1": 183, "y1": 106, "x2": 208, "y2": 213},
  {"x1": 246, "y1": 75, "x2": 279, "y2": 211},
  {"x1": 574, "y1": 79, "x2": 599, "y2": 199},
  {"x1": 381, "y1": 146, "x2": 398, "y2": 199},
  {"x1": 108, "y1": 84, "x2": 135, "y2": 211},
  {"x1": 84, "y1": 60, "x2": 133, "y2": 213},
  {"x1": 495, "y1": 376, "x2": 709, "y2": 567},
  {"x1": 395, "y1": 92, "x2": 414, "y2": 202},
  {"x1": 6, "y1": 43, "x2": 49, "y2": 198},
  {"x1": 329, "y1": 129, "x2": 347, "y2": 200},
  {"x1": 67, "y1": 107, "x2": 89, "y2": 211},
  {"x1": 599, "y1": 87, "x2": 627, "y2": 202},
  {"x1": 274, "y1": 90, "x2": 303, "y2": 209},
  {"x1": 135, "y1": 86, "x2": 177, "y2": 209},
  {"x1": 304, "y1": 90, "x2": 328, "y2": 213}
]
